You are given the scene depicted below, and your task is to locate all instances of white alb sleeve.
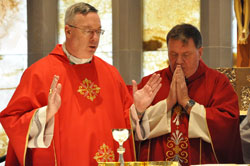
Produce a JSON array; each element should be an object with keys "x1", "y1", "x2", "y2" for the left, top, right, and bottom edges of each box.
[
  {"x1": 188, "y1": 103, "x2": 211, "y2": 143},
  {"x1": 140, "y1": 100, "x2": 171, "y2": 140},
  {"x1": 28, "y1": 106, "x2": 54, "y2": 148}
]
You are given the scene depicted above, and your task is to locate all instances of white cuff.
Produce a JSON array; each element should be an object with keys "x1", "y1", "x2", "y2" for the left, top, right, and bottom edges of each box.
[
  {"x1": 141, "y1": 99, "x2": 171, "y2": 140},
  {"x1": 188, "y1": 103, "x2": 211, "y2": 143},
  {"x1": 28, "y1": 106, "x2": 54, "y2": 148}
]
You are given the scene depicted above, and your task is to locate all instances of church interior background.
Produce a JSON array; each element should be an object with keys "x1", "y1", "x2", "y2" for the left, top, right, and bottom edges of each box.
[{"x1": 0, "y1": 0, "x2": 249, "y2": 164}]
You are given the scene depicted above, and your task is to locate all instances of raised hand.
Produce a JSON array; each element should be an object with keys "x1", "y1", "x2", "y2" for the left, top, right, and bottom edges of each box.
[
  {"x1": 46, "y1": 75, "x2": 62, "y2": 123},
  {"x1": 132, "y1": 73, "x2": 162, "y2": 114},
  {"x1": 175, "y1": 65, "x2": 189, "y2": 107}
]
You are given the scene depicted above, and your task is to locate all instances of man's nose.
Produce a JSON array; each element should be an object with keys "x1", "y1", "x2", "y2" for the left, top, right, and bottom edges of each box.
[
  {"x1": 92, "y1": 32, "x2": 100, "y2": 40},
  {"x1": 176, "y1": 55, "x2": 183, "y2": 64}
]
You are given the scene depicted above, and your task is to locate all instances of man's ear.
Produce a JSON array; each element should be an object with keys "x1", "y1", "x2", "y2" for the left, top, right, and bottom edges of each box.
[
  {"x1": 65, "y1": 25, "x2": 71, "y2": 37},
  {"x1": 198, "y1": 47, "x2": 203, "y2": 59}
]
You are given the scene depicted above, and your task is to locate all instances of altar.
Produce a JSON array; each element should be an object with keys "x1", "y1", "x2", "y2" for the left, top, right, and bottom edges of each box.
[{"x1": 98, "y1": 161, "x2": 179, "y2": 166}]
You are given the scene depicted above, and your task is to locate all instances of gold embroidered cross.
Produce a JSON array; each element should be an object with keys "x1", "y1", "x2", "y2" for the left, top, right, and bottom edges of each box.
[
  {"x1": 77, "y1": 78, "x2": 101, "y2": 101},
  {"x1": 94, "y1": 144, "x2": 115, "y2": 162}
]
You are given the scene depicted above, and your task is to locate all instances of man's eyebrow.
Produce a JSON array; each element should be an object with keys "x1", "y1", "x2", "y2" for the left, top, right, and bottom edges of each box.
[
  {"x1": 182, "y1": 51, "x2": 192, "y2": 54},
  {"x1": 77, "y1": 25, "x2": 102, "y2": 29},
  {"x1": 89, "y1": 25, "x2": 102, "y2": 29},
  {"x1": 169, "y1": 51, "x2": 177, "y2": 54}
]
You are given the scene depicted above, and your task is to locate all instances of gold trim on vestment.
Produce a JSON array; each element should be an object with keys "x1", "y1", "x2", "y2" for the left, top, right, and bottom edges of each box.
[
  {"x1": 53, "y1": 140, "x2": 57, "y2": 166},
  {"x1": 129, "y1": 110, "x2": 138, "y2": 161},
  {"x1": 165, "y1": 105, "x2": 189, "y2": 164},
  {"x1": 23, "y1": 109, "x2": 39, "y2": 166},
  {"x1": 165, "y1": 134, "x2": 188, "y2": 164},
  {"x1": 204, "y1": 109, "x2": 219, "y2": 163}
]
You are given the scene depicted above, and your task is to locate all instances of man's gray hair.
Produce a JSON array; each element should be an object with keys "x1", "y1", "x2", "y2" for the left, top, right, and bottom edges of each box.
[{"x1": 64, "y1": 2, "x2": 98, "y2": 25}]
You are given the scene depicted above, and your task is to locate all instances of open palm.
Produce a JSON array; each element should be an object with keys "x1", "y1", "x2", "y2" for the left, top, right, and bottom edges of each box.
[
  {"x1": 46, "y1": 75, "x2": 62, "y2": 123},
  {"x1": 133, "y1": 73, "x2": 162, "y2": 113}
]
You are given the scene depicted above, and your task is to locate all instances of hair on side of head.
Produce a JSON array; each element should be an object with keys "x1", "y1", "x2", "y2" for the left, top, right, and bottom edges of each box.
[{"x1": 166, "y1": 23, "x2": 202, "y2": 49}]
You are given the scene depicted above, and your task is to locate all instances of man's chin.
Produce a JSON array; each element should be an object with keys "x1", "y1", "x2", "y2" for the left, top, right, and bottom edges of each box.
[{"x1": 88, "y1": 48, "x2": 96, "y2": 54}]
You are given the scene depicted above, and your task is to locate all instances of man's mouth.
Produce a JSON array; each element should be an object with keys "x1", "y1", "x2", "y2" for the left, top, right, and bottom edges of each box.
[{"x1": 89, "y1": 46, "x2": 96, "y2": 49}]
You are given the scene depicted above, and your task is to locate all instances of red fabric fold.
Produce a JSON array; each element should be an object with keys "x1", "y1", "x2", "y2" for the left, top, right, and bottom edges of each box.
[
  {"x1": 133, "y1": 61, "x2": 243, "y2": 164},
  {"x1": 0, "y1": 44, "x2": 135, "y2": 166}
]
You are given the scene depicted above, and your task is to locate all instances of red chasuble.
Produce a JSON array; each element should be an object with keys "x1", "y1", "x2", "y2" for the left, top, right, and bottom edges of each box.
[
  {"x1": 0, "y1": 44, "x2": 136, "y2": 166},
  {"x1": 133, "y1": 61, "x2": 243, "y2": 165}
]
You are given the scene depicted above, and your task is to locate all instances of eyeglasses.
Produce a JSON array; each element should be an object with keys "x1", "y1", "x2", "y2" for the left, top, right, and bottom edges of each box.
[{"x1": 68, "y1": 24, "x2": 105, "y2": 36}]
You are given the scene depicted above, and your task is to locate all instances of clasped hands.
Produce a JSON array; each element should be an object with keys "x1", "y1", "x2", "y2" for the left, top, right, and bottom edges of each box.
[{"x1": 167, "y1": 65, "x2": 190, "y2": 112}]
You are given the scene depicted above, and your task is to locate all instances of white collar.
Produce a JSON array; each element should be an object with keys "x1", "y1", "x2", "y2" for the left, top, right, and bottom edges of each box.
[{"x1": 62, "y1": 42, "x2": 92, "y2": 64}]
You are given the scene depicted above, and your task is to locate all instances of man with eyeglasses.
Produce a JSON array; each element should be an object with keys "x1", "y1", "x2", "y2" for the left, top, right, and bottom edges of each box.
[{"x1": 0, "y1": 2, "x2": 161, "y2": 166}]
